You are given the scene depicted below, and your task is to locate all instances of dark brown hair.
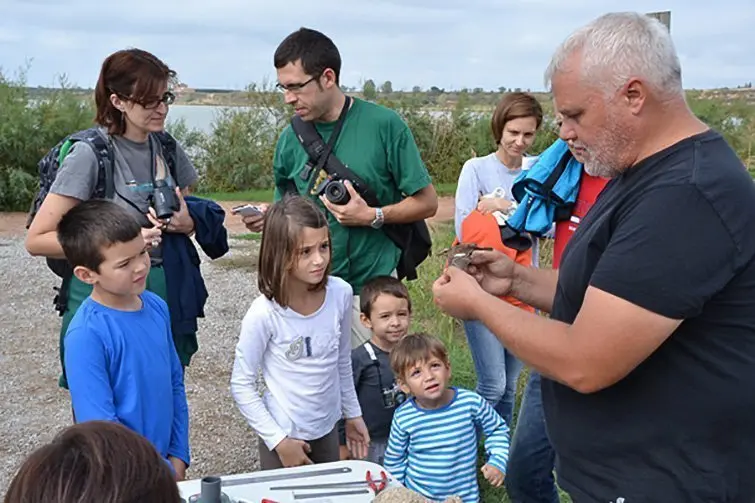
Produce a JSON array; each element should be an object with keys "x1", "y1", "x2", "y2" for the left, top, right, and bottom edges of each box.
[
  {"x1": 95, "y1": 48, "x2": 176, "y2": 135},
  {"x1": 491, "y1": 92, "x2": 543, "y2": 144},
  {"x1": 57, "y1": 199, "x2": 142, "y2": 272},
  {"x1": 390, "y1": 332, "x2": 450, "y2": 381},
  {"x1": 3, "y1": 421, "x2": 181, "y2": 503},
  {"x1": 274, "y1": 27, "x2": 341, "y2": 84},
  {"x1": 360, "y1": 275, "x2": 412, "y2": 317},
  {"x1": 258, "y1": 195, "x2": 330, "y2": 307}
]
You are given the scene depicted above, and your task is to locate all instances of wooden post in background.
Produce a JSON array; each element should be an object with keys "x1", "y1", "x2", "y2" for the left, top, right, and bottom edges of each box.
[{"x1": 646, "y1": 11, "x2": 671, "y2": 32}]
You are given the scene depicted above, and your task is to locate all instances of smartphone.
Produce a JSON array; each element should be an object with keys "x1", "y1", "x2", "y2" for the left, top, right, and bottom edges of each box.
[{"x1": 231, "y1": 204, "x2": 263, "y2": 217}]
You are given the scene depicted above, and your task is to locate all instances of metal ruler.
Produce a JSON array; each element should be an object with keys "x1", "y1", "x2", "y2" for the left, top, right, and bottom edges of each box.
[
  {"x1": 270, "y1": 479, "x2": 389, "y2": 491},
  {"x1": 221, "y1": 467, "x2": 352, "y2": 488}
]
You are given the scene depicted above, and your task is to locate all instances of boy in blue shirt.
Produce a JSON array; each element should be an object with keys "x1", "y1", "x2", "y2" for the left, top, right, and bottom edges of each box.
[
  {"x1": 58, "y1": 199, "x2": 190, "y2": 480},
  {"x1": 384, "y1": 332, "x2": 509, "y2": 503}
]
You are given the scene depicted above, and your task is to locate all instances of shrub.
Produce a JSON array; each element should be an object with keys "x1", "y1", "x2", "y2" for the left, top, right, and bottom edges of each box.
[
  {"x1": 0, "y1": 68, "x2": 94, "y2": 211},
  {"x1": 2, "y1": 73, "x2": 753, "y2": 211}
]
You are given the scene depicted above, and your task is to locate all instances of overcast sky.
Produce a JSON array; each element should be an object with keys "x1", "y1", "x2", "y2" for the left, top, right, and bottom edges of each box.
[{"x1": 2, "y1": 0, "x2": 753, "y2": 92}]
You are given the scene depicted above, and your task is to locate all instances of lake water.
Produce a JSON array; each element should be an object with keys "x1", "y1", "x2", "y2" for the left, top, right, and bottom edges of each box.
[
  {"x1": 165, "y1": 104, "x2": 459, "y2": 134},
  {"x1": 167, "y1": 105, "x2": 239, "y2": 133}
]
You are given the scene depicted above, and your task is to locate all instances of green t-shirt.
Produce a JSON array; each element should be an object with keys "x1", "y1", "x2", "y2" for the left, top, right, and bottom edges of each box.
[{"x1": 273, "y1": 97, "x2": 432, "y2": 295}]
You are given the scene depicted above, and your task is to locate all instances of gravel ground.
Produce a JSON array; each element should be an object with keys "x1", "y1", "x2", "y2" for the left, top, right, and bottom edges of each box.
[{"x1": 0, "y1": 234, "x2": 263, "y2": 490}]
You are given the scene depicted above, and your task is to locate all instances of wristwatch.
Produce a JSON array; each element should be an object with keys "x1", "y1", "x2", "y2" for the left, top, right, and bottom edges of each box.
[{"x1": 371, "y1": 207, "x2": 385, "y2": 229}]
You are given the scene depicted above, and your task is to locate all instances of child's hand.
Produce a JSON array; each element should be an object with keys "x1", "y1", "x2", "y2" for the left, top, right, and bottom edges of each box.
[
  {"x1": 481, "y1": 464, "x2": 504, "y2": 487},
  {"x1": 344, "y1": 417, "x2": 371, "y2": 460},
  {"x1": 168, "y1": 456, "x2": 187, "y2": 481},
  {"x1": 275, "y1": 437, "x2": 314, "y2": 467}
]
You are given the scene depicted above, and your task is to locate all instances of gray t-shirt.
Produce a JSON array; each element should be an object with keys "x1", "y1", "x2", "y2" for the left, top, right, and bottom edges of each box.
[{"x1": 50, "y1": 130, "x2": 199, "y2": 261}]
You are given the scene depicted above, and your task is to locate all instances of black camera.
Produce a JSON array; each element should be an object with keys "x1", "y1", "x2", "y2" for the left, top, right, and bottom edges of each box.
[
  {"x1": 381, "y1": 384, "x2": 407, "y2": 409},
  {"x1": 151, "y1": 179, "x2": 180, "y2": 220},
  {"x1": 314, "y1": 175, "x2": 351, "y2": 205}
]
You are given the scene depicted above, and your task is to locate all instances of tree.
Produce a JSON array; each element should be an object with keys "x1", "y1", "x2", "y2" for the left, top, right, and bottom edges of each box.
[
  {"x1": 363, "y1": 79, "x2": 377, "y2": 100},
  {"x1": 412, "y1": 85, "x2": 422, "y2": 93},
  {"x1": 380, "y1": 80, "x2": 393, "y2": 94}
]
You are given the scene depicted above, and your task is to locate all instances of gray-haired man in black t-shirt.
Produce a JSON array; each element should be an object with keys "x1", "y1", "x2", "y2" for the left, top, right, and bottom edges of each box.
[{"x1": 433, "y1": 11, "x2": 755, "y2": 503}]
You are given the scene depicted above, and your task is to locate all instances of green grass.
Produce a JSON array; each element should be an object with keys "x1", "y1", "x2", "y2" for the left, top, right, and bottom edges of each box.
[
  {"x1": 195, "y1": 189, "x2": 275, "y2": 202},
  {"x1": 435, "y1": 182, "x2": 456, "y2": 197},
  {"x1": 194, "y1": 183, "x2": 457, "y2": 203},
  {"x1": 235, "y1": 233, "x2": 262, "y2": 241}
]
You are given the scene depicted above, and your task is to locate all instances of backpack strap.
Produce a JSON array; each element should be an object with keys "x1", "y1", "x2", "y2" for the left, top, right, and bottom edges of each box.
[
  {"x1": 152, "y1": 130, "x2": 179, "y2": 180},
  {"x1": 67, "y1": 127, "x2": 115, "y2": 200}
]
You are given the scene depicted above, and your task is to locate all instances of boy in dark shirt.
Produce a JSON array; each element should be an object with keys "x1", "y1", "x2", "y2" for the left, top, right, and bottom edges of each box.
[{"x1": 339, "y1": 276, "x2": 411, "y2": 464}]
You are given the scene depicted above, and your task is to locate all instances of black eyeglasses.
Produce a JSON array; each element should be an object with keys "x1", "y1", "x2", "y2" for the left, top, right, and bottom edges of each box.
[
  {"x1": 137, "y1": 91, "x2": 176, "y2": 109},
  {"x1": 117, "y1": 91, "x2": 176, "y2": 110},
  {"x1": 276, "y1": 75, "x2": 319, "y2": 94}
]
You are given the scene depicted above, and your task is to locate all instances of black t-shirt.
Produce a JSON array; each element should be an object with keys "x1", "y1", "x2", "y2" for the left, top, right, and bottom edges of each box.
[{"x1": 542, "y1": 130, "x2": 755, "y2": 502}]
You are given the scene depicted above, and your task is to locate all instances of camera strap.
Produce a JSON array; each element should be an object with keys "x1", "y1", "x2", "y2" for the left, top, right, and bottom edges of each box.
[
  {"x1": 364, "y1": 341, "x2": 378, "y2": 362},
  {"x1": 290, "y1": 96, "x2": 432, "y2": 282},
  {"x1": 294, "y1": 96, "x2": 351, "y2": 195},
  {"x1": 364, "y1": 342, "x2": 388, "y2": 390}
]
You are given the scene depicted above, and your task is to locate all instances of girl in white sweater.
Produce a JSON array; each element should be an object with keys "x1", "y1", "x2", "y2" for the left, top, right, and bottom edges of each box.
[{"x1": 231, "y1": 195, "x2": 370, "y2": 469}]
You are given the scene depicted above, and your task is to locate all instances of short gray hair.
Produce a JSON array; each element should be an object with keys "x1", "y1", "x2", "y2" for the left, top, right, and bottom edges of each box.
[{"x1": 544, "y1": 12, "x2": 683, "y2": 99}]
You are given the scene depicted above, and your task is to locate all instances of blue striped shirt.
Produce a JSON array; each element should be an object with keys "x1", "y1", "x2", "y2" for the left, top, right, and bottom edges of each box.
[{"x1": 383, "y1": 387, "x2": 510, "y2": 503}]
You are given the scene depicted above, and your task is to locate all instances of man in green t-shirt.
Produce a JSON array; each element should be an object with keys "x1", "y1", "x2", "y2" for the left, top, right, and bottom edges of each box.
[{"x1": 240, "y1": 27, "x2": 438, "y2": 348}]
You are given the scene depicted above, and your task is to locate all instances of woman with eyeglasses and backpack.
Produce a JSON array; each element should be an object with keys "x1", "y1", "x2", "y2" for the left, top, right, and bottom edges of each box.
[{"x1": 25, "y1": 49, "x2": 227, "y2": 399}]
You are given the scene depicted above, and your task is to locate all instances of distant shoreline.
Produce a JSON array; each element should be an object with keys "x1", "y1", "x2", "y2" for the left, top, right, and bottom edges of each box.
[{"x1": 22, "y1": 86, "x2": 755, "y2": 109}]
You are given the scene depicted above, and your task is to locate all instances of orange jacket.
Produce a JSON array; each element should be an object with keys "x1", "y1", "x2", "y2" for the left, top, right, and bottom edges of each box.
[{"x1": 455, "y1": 210, "x2": 535, "y2": 313}]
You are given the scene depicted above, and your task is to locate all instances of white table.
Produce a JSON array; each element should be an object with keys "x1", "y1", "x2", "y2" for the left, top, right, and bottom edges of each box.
[{"x1": 178, "y1": 460, "x2": 400, "y2": 503}]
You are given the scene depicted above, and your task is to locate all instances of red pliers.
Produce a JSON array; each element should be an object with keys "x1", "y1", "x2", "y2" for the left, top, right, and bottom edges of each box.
[{"x1": 366, "y1": 470, "x2": 388, "y2": 495}]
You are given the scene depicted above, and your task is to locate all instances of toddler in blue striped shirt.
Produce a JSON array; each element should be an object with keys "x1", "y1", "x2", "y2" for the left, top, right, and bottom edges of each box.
[{"x1": 383, "y1": 332, "x2": 510, "y2": 503}]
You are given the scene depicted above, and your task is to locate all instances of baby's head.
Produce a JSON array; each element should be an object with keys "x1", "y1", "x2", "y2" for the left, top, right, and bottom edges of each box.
[
  {"x1": 360, "y1": 276, "x2": 412, "y2": 349},
  {"x1": 390, "y1": 333, "x2": 451, "y2": 404}
]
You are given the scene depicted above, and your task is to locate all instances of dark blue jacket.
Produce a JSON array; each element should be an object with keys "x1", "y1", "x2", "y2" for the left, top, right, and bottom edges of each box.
[{"x1": 162, "y1": 196, "x2": 229, "y2": 335}]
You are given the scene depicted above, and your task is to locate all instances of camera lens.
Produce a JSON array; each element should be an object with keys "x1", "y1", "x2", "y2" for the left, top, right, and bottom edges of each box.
[
  {"x1": 382, "y1": 388, "x2": 395, "y2": 409},
  {"x1": 325, "y1": 181, "x2": 351, "y2": 205},
  {"x1": 395, "y1": 390, "x2": 407, "y2": 405}
]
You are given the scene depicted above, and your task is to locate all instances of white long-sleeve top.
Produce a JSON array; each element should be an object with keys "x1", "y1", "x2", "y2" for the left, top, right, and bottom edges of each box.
[{"x1": 230, "y1": 276, "x2": 362, "y2": 451}]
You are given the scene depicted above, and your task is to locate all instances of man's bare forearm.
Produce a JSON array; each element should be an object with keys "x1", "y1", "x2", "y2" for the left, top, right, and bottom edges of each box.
[
  {"x1": 510, "y1": 265, "x2": 560, "y2": 313},
  {"x1": 382, "y1": 185, "x2": 438, "y2": 224}
]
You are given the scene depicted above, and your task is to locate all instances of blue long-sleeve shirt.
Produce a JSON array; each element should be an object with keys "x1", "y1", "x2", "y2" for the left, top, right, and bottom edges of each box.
[
  {"x1": 64, "y1": 291, "x2": 190, "y2": 466},
  {"x1": 383, "y1": 387, "x2": 509, "y2": 503}
]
